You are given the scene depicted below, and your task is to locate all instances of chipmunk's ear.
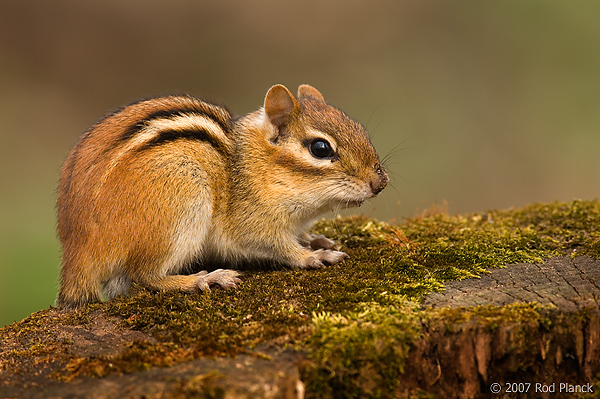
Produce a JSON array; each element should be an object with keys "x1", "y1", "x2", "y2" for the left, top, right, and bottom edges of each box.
[
  {"x1": 264, "y1": 84, "x2": 299, "y2": 128},
  {"x1": 298, "y1": 84, "x2": 325, "y2": 102}
]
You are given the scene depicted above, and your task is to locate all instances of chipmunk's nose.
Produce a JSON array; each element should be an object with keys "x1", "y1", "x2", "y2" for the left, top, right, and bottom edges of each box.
[{"x1": 369, "y1": 163, "x2": 388, "y2": 195}]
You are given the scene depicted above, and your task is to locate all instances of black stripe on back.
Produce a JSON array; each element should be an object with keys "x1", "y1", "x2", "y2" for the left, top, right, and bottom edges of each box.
[
  {"x1": 138, "y1": 128, "x2": 226, "y2": 154},
  {"x1": 119, "y1": 97, "x2": 232, "y2": 142}
]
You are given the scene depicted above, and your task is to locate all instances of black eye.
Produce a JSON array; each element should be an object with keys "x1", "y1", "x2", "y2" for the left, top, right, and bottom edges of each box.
[{"x1": 309, "y1": 139, "x2": 334, "y2": 159}]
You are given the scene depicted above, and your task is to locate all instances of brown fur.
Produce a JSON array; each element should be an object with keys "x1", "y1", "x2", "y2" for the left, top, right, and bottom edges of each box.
[{"x1": 56, "y1": 85, "x2": 388, "y2": 307}]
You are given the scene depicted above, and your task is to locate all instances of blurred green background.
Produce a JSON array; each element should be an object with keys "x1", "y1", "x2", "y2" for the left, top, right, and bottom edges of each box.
[{"x1": 1, "y1": 1, "x2": 599, "y2": 326}]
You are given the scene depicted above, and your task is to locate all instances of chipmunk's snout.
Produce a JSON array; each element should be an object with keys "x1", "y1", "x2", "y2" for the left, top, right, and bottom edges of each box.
[{"x1": 369, "y1": 163, "x2": 388, "y2": 195}]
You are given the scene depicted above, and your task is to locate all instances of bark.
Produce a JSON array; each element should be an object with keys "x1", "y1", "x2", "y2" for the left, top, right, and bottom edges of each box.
[{"x1": 406, "y1": 255, "x2": 600, "y2": 399}]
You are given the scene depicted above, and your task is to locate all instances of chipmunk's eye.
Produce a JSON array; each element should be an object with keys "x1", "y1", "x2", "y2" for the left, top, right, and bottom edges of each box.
[{"x1": 309, "y1": 139, "x2": 334, "y2": 159}]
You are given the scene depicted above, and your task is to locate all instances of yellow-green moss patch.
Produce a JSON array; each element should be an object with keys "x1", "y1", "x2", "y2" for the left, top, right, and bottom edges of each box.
[{"x1": 301, "y1": 301, "x2": 424, "y2": 398}]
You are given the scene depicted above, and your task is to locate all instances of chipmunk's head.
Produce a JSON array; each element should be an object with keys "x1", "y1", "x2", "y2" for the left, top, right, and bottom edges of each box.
[{"x1": 262, "y1": 84, "x2": 388, "y2": 213}]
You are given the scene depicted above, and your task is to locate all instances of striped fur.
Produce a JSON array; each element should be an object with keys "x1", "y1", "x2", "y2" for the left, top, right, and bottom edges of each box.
[{"x1": 56, "y1": 85, "x2": 388, "y2": 307}]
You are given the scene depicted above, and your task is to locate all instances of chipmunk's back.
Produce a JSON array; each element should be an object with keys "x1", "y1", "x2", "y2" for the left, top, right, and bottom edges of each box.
[{"x1": 57, "y1": 95, "x2": 237, "y2": 307}]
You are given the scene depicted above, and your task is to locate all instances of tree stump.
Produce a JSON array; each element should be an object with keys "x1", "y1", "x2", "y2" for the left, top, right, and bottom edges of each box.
[
  {"x1": 410, "y1": 255, "x2": 600, "y2": 399},
  {"x1": 2, "y1": 200, "x2": 600, "y2": 398},
  {"x1": 424, "y1": 255, "x2": 600, "y2": 311}
]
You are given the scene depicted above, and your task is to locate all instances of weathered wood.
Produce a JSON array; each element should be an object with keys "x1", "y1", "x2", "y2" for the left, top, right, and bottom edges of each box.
[
  {"x1": 424, "y1": 255, "x2": 600, "y2": 311},
  {"x1": 5, "y1": 350, "x2": 303, "y2": 399},
  {"x1": 0, "y1": 309, "x2": 304, "y2": 399},
  {"x1": 409, "y1": 255, "x2": 600, "y2": 399}
]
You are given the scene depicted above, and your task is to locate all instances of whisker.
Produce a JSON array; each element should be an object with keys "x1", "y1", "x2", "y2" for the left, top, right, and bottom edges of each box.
[
  {"x1": 381, "y1": 143, "x2": 409, "y2": 167},
  {"x1": 364, "y1": 106, "x2": 382, "y2": 138}
]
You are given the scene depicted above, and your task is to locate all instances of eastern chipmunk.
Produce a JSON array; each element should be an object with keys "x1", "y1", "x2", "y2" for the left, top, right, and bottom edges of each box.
[{"x1": 56, "y1": 84, "x2": 388, "y2": 307}]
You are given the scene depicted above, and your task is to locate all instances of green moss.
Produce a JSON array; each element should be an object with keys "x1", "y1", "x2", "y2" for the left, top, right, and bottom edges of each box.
[
  {"x1": 504, "y1": 200, "x2": 600, "y2": 255},
  {"x1": 302, "y1": 301, "x2": 424, "y2": 398},
  {"x1": 59, "y1": 339, "x2": 192, "y2": 382},
  {"x1": 2, "y1": 200, "x2": 600, "y2": 397},
  {"x1": 433, "y1": 302, "x2": 552, "y2": 333}
]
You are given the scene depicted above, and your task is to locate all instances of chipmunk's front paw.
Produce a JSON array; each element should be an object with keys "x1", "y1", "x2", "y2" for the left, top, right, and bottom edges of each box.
[
  {"x1": 304, "y1": 249, "x2": 349, "y2": 269},
  {"x1": 308, "y1": 234, "x2": 338, "y2": 250},
  {"x1": 194, "y1": 269, "x2": 241, "y2": 291},
  {"x1": 299, "y1": 233, "x2": 339, "y2": 250}
]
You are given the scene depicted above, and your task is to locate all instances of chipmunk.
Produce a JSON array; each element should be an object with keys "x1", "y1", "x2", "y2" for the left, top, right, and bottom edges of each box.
[{"x1": 56, "y1": 84, "x2": 388, "y2": 308}]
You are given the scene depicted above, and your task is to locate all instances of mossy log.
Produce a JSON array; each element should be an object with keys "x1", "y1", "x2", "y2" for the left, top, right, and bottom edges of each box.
[
  {"x1": 412, "y1": 255, "x2": 600, "y2": 398},
  {"x1": 1, "y1": 200, "x2": 600, "y2": 399}
]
